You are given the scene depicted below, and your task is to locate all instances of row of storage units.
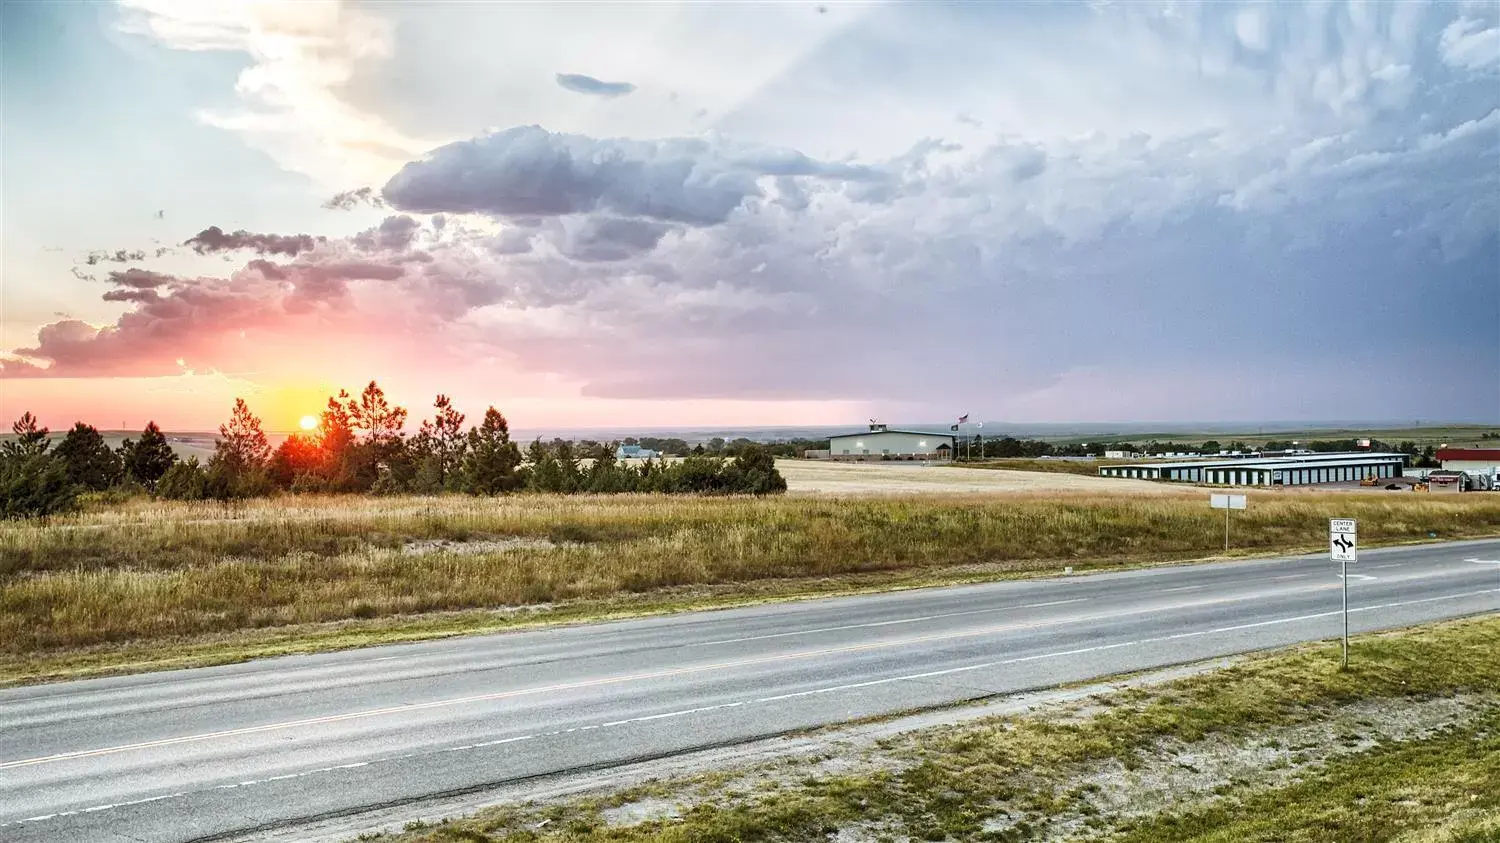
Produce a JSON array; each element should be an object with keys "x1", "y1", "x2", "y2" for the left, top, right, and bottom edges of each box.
[{"x1": 1099, "y1": 453, "x2": 1407, "y2": 487}]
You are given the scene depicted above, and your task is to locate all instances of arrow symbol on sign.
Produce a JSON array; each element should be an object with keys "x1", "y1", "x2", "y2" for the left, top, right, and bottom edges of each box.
[{"x1": 1333, "y1": 534, "x2": 1354, "y2": 552}]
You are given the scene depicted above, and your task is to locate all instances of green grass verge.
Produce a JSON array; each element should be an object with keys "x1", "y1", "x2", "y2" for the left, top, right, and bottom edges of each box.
[{"x1": 374, "y1": 615, "x2": 1500, "y2": 843}]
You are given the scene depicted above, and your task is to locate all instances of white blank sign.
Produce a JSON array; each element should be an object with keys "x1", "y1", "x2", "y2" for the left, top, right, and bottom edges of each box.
[{"x1": 1210, "y1": 494, "x2": 1247, "y2": 510}]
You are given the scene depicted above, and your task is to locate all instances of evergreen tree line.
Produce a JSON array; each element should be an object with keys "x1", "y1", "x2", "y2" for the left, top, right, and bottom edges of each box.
[{"x1": 0, "y1": 381, "x2": 786, "y2": 519}]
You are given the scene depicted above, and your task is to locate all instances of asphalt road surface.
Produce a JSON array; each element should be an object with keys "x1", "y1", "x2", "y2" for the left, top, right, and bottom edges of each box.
[{"x1": 4, "y1": 539, "x2": 1498, "y2": 842}]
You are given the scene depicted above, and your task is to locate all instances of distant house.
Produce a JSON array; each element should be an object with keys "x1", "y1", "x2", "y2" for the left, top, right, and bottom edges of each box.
[{"x1": 615, "y1": 444, "x2": 660, "y2": 460}]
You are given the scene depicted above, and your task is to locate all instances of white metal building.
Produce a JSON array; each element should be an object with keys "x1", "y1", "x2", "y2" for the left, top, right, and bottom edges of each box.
[
  {"x1": 827, "y1": 424, "x2": 954, "y2": 460},
  {"x1": 1099, "y1": 452, "x2": 1406, "y2": 486}
]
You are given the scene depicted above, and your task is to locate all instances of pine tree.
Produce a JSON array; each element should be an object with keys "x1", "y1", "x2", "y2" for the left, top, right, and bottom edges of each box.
[
  {"x1": 212, "y1": 399, "x2": 272, "y2": 474},
  {"x1": 416, "y1": 394, "x2": 467, "y2": 491},
  {"x1": 346, "y1": 381, "x2": 409, "y2": 491},
  {"x1": 206, "y1": 398, "x2": 272, "y2": 499},
  {"x1": 463, "y1": 407, "x2": 522, "y2": 494},
  {"x1": 2, "y1": 412, "x2": 50, "y2": 461},
  {"x1": 119, "y1": 421, "x2": 177, "y2": 491},
  {"x1": 348, "y1": 381, "x2": 407, "y2": 446},
  {"x1": 54, "y1": 422, "x2": 124, "y2": 490},
  {"x1": 523, "y1": 437, "x2": 562, "y2": 493}
]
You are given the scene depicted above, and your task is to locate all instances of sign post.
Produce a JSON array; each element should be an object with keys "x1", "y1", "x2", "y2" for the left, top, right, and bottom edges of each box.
[
  {"x1": 1330, "y1": 518, "x2": 1358, "y2": 669},
  {"x1": 1210, "y1": 493, "x2": 1247, "y2": 553}
]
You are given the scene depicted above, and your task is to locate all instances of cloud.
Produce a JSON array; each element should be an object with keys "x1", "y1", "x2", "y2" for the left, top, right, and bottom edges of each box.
[
  {"x1": 323, "y1": 186, "x2": 387, "y2": 211},
  {"x1": 185, "y1": 226, "x2": 324, "y2": 257},
  {"x1": 554, "y1": 72, "x2": 637, "y2": 98},
  {"x1": 1440, "y1": 18, "x2": 1500, "y2": 71},
  {"x1": 1, "y1": 251, "x2": 419, "y2": 380},
  {"x1": 117, "y1": 0, "x2": 432, "y2": 188},
  {"x1": 84, "y1": 249, "x2": 147, "y2": 265},
  {"x1": 352, "y1": 215, "x2": 422, "y2": 251},
  {"x1": 381, "y1": 125, "x2": 888, "y2": 225},
  {"x1": 562, "y1": 217, "x2": 673, "y2": 262},
  {"x1": 107, "y1": 268, "x2": 175, "y2": 289},
  {"x1": 11, "y1": 2, "x2": 1499, "y2": 422},
  {"x1": 1233, "y1": 8, "x2": 1270, "y2": 51}
]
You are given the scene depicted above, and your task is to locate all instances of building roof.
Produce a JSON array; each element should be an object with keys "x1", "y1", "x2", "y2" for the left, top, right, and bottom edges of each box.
[
  {"x1": 1436, "y1": 448, "x2": 1500, "y2": 461},
  {"x1": 829, "y1": 428, "x2": 955, "y2": 441},
  {"x1": 1104, "y1": 452, "x2": 1406, "y2": 471}
]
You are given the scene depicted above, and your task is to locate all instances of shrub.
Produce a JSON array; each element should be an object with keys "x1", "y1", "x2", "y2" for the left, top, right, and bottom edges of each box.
[
  {"x1": 0, "y1": 454, "x2": 77, "y2": 519},
  {"x1": 157, "y1": 458, "x2": 208, "y2": 501}
]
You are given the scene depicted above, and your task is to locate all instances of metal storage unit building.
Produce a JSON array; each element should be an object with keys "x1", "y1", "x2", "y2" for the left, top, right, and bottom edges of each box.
[
  {"x1": 827, "y1": 424, "x2": 955, "y2": 460},
  {"x1": 1099, "y1": 452, "x2": 1406, "y2": 486}
]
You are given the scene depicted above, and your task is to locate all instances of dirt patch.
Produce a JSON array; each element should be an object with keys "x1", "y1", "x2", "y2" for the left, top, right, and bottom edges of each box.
[
  {"x1": 1041, "y1": 694, "x2": 1491, "y2": 841},
  {"x1": 400, "y1": 537, "x2": 562, "y2": 555},
  {"x1": 599, "y1": 797, "x2": 680, "y2": 826}
]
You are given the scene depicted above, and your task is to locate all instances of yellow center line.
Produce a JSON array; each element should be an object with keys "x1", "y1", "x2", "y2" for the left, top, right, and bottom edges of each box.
[{"x1": 0, "y1": 583, "x2": 1339, "y2": 770}]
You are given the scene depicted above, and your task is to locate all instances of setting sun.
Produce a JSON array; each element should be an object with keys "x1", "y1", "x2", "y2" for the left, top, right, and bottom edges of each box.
[{"x1": 298, "y1": 415, "x2": 318, "y2": 431}]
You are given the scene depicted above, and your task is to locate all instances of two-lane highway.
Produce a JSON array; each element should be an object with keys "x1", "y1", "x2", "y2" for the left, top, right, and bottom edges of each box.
[{"x1": 2, "y1": 539, "x2": 1497, "y2": 842}]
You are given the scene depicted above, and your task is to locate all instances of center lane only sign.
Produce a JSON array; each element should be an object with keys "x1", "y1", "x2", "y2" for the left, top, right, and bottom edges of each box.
[{"x1": 1330, "y1": 518, "x2": 1357, "y2": 562}]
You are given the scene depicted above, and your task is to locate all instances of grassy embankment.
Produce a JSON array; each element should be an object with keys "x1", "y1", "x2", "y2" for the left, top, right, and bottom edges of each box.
[
  {"x1": 373, "y1": 616, "x2": 1500, "y2": 843},
  {"x1": 4, "y1": 492, "x2": 1500, "y2": 685}
]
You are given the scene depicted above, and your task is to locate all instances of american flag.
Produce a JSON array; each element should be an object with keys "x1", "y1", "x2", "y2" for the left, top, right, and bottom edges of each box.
[{"x1": 957, "y1": 413, "x2": 969, "y2": 424}]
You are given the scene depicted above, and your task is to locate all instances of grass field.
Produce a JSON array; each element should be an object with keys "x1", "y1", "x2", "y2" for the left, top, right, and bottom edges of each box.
[
  {"x1": 372, "y1": 616, "x2": 1500, "y2": 843},
  {"x1": 954, "y1": 458, "x2": 1128, "y2": 476},
  {"x1": 4, "y1": 490, "x2": 1500, "y2": 685},
  {"x1": 775, "y1": 458, "x2": 1163, "y2": 492}
]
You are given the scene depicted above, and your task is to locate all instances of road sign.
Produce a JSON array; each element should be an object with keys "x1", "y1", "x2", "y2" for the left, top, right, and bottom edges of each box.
[
  {"x1": 1210, "y1": 494, "x2": 1247, "y2": 553},
  {"x1": 1330, "y1": 517, "x2": 1358, "y2": 669},
  {"x1": 1330, "y1": 518, "x2": 1357, "y2": 562},
  {"x1": 1210, "y1": 493, "x2": 1246, "y2": 510}
]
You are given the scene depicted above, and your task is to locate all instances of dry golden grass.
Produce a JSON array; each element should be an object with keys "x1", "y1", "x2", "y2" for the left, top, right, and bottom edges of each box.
[{"x1": 3, "y1": 491, "x2": 1499, "y2": 665}]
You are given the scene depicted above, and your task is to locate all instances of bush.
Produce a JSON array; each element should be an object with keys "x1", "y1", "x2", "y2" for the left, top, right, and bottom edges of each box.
[
  {"x1": 76, "y1": 484, "x2": 149, "y2": 509},
  {"x1": 289, "y1": 472, "x2": 329, "y2": 494},
  {"x1": 205, "y1": 462, "x2": 273, "y2": 502},
  {"x1": 0, "y1": 454, "x2": 77, "y2": 519},
  {"x1": 731, "y1": 445, "x2": 788, "y2": 495},
  {"x1": 156, "y1": 458, "x2": 208, "y2": 501}
]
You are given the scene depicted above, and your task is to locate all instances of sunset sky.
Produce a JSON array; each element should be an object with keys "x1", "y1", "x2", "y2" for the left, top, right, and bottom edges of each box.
[{"x1": 2, "y1": 1, "x2": 1497, "y2": 432}]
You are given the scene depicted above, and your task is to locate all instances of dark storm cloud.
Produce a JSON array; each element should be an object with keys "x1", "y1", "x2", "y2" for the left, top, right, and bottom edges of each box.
[
  {"x1": 352, "y1": 214, "x2": 422, "y2": 251},
  {"x1": 380, "y1": 125, "x2": 891, "y2": 225},
  {"x1": 247, "y1": 259, "x2": 288, "y2": 280},
  {"x1": 106, "y1": 268, "x2": 174, "y2": 289},
  {"x1": 185, "y1": 226, "x2": 323, "y2": 257},
  {"x1": 555, "y1": 72, "x2": 637, "y2": 98},
  {"x1": 564, "y1": 217, "x2": 673, "y2": 262}
]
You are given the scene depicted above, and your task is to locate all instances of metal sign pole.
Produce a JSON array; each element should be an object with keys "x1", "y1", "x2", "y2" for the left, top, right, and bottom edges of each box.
[
  {"x1": 1330, "y1": 517, "x2": 1357, "y2": 670},
  {"x1": 1225, "y1": 505, "x2": 1230, "y2": 554},
  {"x1": 1341, "y1": 553, "x2": 1349, "y2": 670}
]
